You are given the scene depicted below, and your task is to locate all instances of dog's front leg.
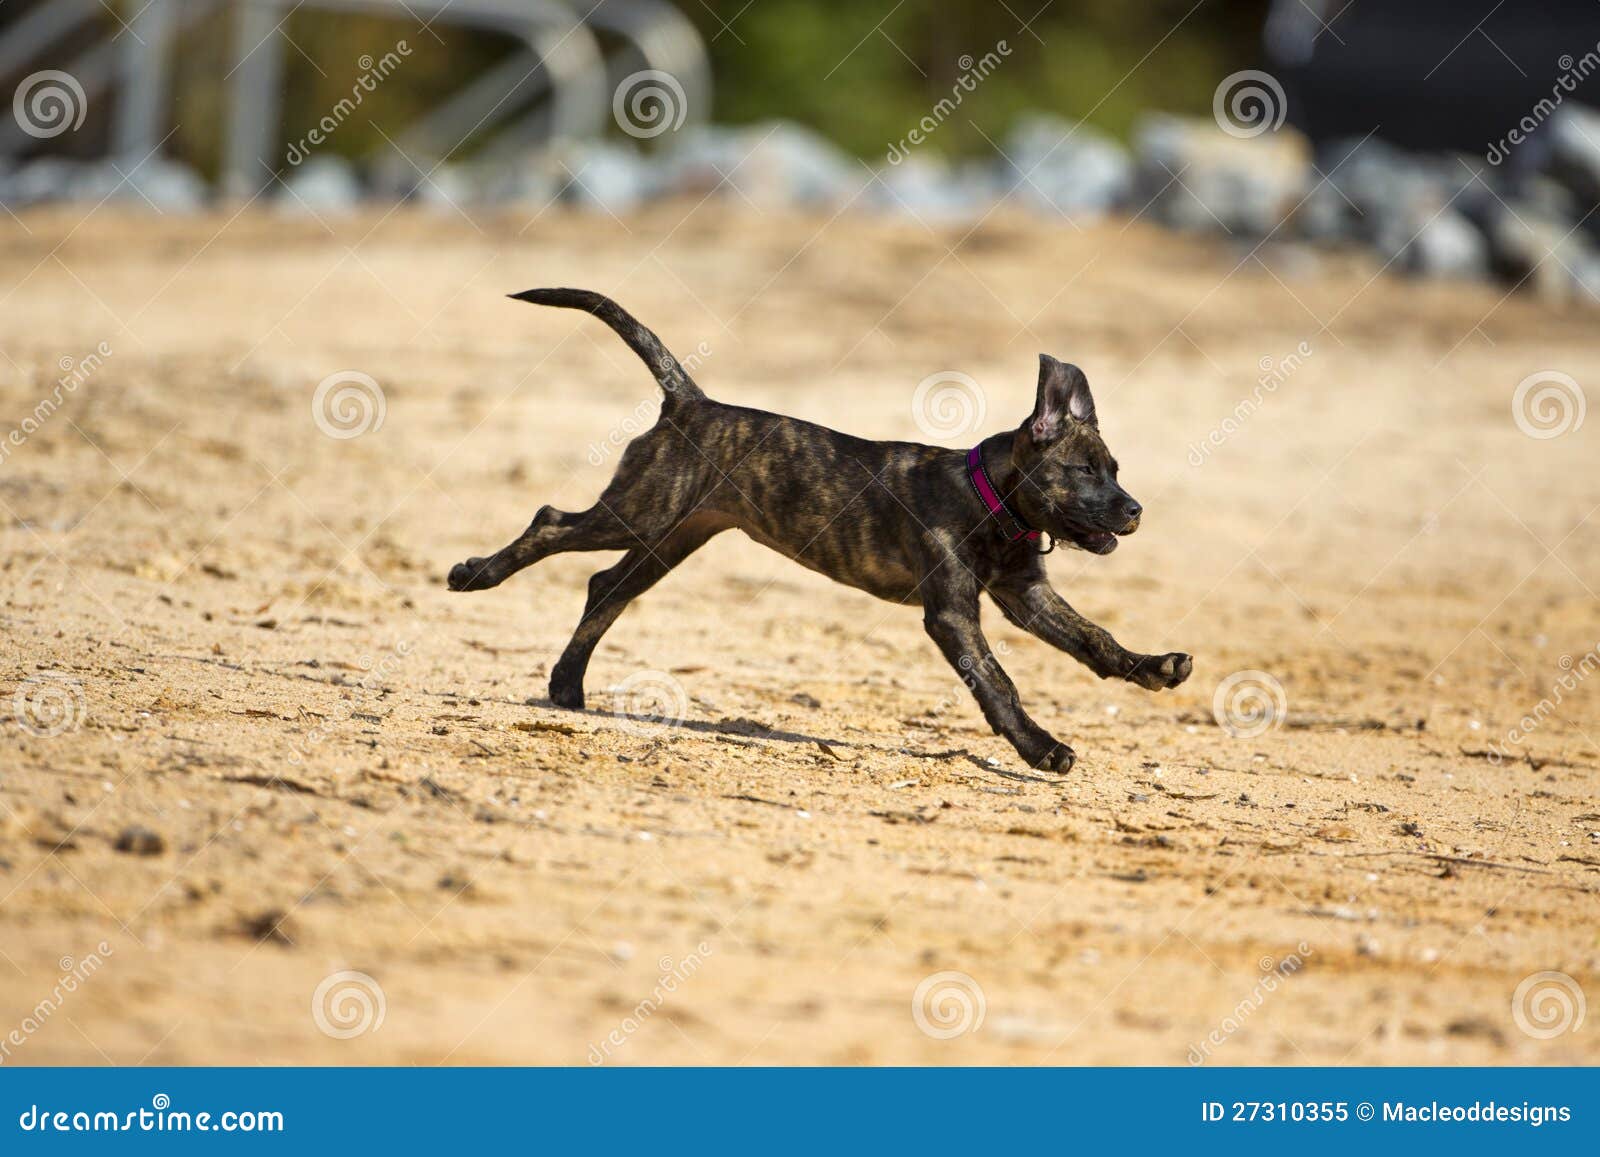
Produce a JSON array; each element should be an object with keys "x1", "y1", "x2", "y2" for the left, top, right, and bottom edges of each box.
[
  {"x1": 990, "y1": 579, "x2": 1192, "y2": 691},
  {"x1": 923, "y1": 594, "x2": 1075, "y2": 772}
]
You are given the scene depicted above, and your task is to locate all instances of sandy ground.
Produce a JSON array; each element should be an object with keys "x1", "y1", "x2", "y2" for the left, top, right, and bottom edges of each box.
[{"x1": 1, "y1": 200, "x2": 1597, "y2": 1067}]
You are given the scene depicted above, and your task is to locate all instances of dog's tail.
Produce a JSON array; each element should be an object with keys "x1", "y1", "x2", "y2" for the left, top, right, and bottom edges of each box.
[{"x1": 508, "y1": 288, "x2": 706, "y2": 409}]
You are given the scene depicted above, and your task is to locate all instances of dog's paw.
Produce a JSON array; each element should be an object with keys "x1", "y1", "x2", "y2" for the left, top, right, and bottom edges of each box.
[
  {"x1": 1130, "y1": 652, "x2": 1193, "y2": 691},
  {"x1": 549, "y1": 680, "x2": 585, "y2": 710},
  {"x1": 1020, "y1": 738, "x2": 1076, "y2": 774},
  {"x1": 447, "y1": 558, "x2": 495, "y2": 592}
]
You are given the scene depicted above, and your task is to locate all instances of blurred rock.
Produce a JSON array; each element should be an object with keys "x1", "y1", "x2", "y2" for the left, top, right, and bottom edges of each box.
[
  {"x1": 1005, "y1": 113, "x2": 1132, "y2": 221},
  {"x1": 1, "y1": 155, "x2": 202, "y2": 209},
  {"x1": 409, "y1": 163, "x2": 478, "y2": 214},
  {"x1": 1546, "y1": 103, "x2": 1600, "y2": 209},
  {"x1": 550, "y1": 141, "x2": 654, "y2": 215},
  {"x1": 114, "y1": 825, "x2": 166, "y2": 856},
  {"x1": 1485, "y1": 206, "x2": 1592, "y2": 302},
  {"x1": 1384, "y1": 204, "x2": 1487, "y2": 278},
  {"x1": 1297, "y1": 137, "x2": 1507, "y2": 284},
  {"x1": 868, "y1": 154, "x2": 996, "y2": 221},
  {"x1": 1242, "y1": 239, "x2": 1323, "y2": 280},
  {"x1": 663, "y1": 121, "x2": 863, "y2": 208},
  {"x1": 473, "y1": 156, "x2": 561, "y2": 208},
  {"x1": 1132, "y1": 114, "x2": 1309, "y2": 235},
  {"x1": 1571, "y1": 253, "x2": 1600, "y2": 305},
  {"x1": 280, "y1": 156, "x2": 363, "y2": 213},
  {"x1": 0, "y1": 106, "x2": 1594, "y2": 308},
  {"x1": 124, "y1": 157, "x2": 207, "y2": 211},
  {"x1": 7, "y1": 157, "x2": 87, "y2": 205},
  {"x1": 73, "y1": 162, "x2": 132, "y2": 202}
]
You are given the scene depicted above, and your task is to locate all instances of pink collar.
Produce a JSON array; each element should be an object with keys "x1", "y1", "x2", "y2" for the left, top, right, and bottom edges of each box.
[{"x1": 966, "y1": 444, "x2": 1041, "y2": 544}]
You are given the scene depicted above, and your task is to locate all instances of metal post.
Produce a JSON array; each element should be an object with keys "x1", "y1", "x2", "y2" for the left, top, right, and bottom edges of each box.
[
  {"x1": 112, "y1": 0, "x2": 177, "y2": 162},
  {"x1": 224, "y1": 0, "x2": 286, "y2": 198}
]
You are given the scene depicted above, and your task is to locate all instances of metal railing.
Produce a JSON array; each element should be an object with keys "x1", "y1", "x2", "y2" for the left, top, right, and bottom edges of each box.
[{"x1": 0, "y1": 0, "x2": 710, "y2": 195}]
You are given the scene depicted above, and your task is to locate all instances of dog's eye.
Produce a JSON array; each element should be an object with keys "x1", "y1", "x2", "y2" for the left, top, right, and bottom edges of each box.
[{"x1": 1074, "y1": 464, "x2": 1095, "y2": 476}]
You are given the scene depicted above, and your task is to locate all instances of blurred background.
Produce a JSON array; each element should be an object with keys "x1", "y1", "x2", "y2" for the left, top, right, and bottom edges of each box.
[
  {"x1": 5, "y1": 0, "x2": 1600, "y2": 301},
  {"x1": 5, "y1": 2, "x2": 1600, "y2": 1068}
]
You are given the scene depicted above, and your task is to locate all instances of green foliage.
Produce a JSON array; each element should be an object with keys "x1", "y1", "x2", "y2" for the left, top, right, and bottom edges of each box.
[
  {"x1": 117, "y1": 0, "x2": 1270, "y2": 175},
  {"x1": 695, "y1": 0, "x2": 1268, "y2": 155}
]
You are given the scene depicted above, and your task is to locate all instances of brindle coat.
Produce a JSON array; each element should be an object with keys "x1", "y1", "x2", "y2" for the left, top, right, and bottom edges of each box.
[{"x1": 448, "y1": 289, "x2": 1192, "y2": 771}]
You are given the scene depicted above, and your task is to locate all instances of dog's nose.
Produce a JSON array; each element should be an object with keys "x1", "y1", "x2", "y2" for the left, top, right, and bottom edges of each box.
[{"x1": 1120, "y1": 501, "x2": 1142, "y2": 533}]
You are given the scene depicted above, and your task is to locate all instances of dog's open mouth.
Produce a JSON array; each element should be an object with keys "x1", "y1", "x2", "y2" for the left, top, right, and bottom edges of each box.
[{"x1": 1065, "y1": 529, "x2": 1119, "y2": 554}]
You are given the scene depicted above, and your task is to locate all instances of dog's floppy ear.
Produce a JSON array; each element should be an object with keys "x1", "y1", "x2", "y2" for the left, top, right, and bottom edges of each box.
[{"x1": 1029, "y1": 354, "x2": 1095, "y2": 442}]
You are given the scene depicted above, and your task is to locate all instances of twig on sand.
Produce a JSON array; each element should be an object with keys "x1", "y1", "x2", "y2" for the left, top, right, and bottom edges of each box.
[
  {"x1": 1302, "y1": 848, "x2": 1558, "y2": 875},
  {"x1": 1452, "y1": 745, "x2": 1596, "y2": 771}
]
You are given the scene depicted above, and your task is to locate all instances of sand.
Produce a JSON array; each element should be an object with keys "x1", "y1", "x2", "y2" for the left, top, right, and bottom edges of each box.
[{"x1": 1, "y1": 201, "x2": 1596, "y2": 1065}]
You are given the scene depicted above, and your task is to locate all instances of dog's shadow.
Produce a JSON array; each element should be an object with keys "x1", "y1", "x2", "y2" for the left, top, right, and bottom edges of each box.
[
  {"x1": 533, "y1": 700, "x2": 842, "y2": 748},
  {"x1": 539, "y1": 700, "x2": 1064, "y2": 784}
]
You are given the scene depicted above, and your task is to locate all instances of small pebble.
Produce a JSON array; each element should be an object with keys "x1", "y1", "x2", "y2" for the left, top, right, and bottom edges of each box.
[{"x1": 114, "y1": 825, "x2": 166, "y2": 856}]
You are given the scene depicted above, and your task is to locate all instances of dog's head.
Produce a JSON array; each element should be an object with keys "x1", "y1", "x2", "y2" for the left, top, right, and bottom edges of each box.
[{"x1": 1009, "y1": 355, "x2": 1142, "y2": 555}]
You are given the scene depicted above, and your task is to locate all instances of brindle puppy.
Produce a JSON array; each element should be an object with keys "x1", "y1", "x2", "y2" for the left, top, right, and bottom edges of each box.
[{"x1": 448, "y1": 289, "x2": 1192, "y2": 771}]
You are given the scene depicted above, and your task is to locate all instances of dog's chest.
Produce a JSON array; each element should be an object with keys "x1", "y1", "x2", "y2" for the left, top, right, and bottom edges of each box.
[{"x1": 738, "y1": 524, "x2": 923, "y2": 605}]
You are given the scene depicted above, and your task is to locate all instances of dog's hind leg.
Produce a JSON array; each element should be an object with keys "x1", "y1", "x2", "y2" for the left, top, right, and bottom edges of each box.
[
  {"x1": 548, "y1": 515, "x2": 727, "y2": 708},
  {"x1": 448, "y1": 486, "x2": 697, "y2": 593},
  {"x1": 448, "y1": 428, "x2": 712, "y2": 592},
  {"x1": 449, "y1": 505, "x2": 591, "y2": 592}
]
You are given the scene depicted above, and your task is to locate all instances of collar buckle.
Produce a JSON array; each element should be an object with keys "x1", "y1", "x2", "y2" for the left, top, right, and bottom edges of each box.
[{"x1": 965, "y1": 445, "x2": 1044, "y2": 547}]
